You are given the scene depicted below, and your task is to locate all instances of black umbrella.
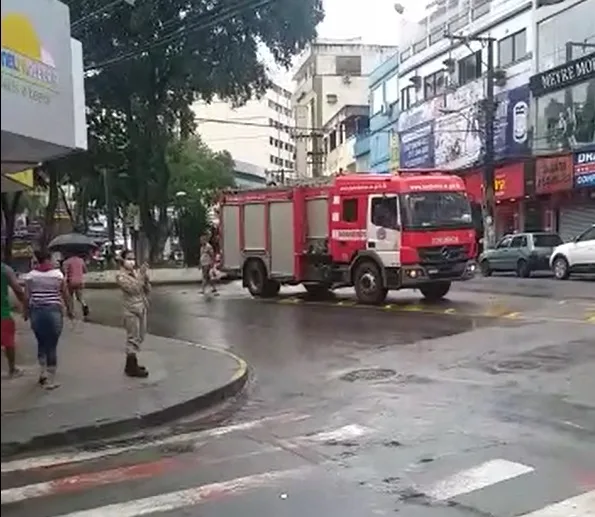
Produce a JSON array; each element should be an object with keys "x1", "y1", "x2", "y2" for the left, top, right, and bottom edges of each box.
[{"x1": 48, "y1": 233, "x2": 98, "y2": 251}]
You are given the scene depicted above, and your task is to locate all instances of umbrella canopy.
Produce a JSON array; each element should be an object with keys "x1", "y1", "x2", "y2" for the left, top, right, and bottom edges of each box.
[{"x1": 48, "y1": 233, "x2": 98, "y2": 251}]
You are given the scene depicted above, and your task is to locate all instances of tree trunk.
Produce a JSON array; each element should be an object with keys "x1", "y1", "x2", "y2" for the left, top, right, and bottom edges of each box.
[{"x1": 0, "y1": 191, "x2": 23, "y2": 264}]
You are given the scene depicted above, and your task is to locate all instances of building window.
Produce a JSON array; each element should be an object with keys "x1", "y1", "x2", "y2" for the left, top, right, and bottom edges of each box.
[
  {"x1": 371, "y1": 85, "x2": 384, "y2": 114},
  {"x1": 458, "y1": 51, "x2": 482, "y2": 85},
  {"x1": 385, "y1": 74, "x2": 399, "y2": 105},
  {"x1": 400, "y1": 85, "x2": 416, "y2": 111},
  {"x1": 335, "y1": 55, "x2": 362, "y2": 76},
  {"x1": 424, "y1": 70, "x2": 446, "y2": 99},
  {"x1": 341, "y1": 199, "x2": 358, "y2": 222},
  {"x1": 498, "y1": 30, "x2": 527, "y2": 68},
  {"x1": 537, "y1": 0, "x2": 595, "y2": 71}
]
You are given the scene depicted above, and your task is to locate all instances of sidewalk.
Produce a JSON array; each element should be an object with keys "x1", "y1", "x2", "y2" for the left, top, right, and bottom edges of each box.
[
  {"x1": 1, "y1": 319, "x2": 248, "y2": 458},
  {"x1": 84, "y1": 267, "x2": 217, "y2": 288}
]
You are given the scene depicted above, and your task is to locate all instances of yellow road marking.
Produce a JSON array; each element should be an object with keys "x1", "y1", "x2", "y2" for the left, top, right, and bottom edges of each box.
[
  {"x1": 401, "y1": 304, "x2": 423, "y2": 312},
  {"x1": 443, "y1": 308, "x2": 456, "y2": 314},
  {"x1": 503, "y1": 312, "x2": 521, "y2": 319}
]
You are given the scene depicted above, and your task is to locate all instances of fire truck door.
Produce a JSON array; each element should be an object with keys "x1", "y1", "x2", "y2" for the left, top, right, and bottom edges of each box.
[{"x1": 367, "y1": 195, "x2": 401, "y2": 267}]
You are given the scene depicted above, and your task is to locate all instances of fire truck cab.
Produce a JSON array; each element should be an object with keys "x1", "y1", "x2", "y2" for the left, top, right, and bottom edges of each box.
[{"x1": 220, "y1": 172, "x2": 477, "y2": 304}]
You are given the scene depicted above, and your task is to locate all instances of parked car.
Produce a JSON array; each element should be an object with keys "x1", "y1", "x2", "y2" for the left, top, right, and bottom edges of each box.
[
  {"x1": 550, "y1": 225, "x2": 595, "y2": 280},
  {"x1": 479, "y1": 232, "x2": 563, "y2": 278}
]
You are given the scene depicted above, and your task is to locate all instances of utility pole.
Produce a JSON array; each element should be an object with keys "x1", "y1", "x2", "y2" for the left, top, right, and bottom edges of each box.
[
  {"x1": 446, "y1": 33, "x2": 497, "y2": 249},
  {"x1": 102, "y1": 170, "x2": 116, "y2": 254}
]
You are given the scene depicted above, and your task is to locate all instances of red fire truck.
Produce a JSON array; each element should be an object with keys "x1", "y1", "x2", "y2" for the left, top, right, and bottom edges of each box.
[{"x1": 219, "y1": 172, "x2": 477, "y2": 304}]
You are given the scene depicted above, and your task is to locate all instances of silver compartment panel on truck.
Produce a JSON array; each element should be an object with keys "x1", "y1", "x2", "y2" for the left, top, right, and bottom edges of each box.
[
  {"x1": 306, "y1": 198, "x2": 329, "y2": 238},
  {"x1": 270, "y1": 201, "x2": 294, "y2": 275},
  {"x1": 244, "y1": 204, "x2": 266, "y2": 249},
  {"x1": 221, "y1": 205, "x2": 241, "y2": 269}
]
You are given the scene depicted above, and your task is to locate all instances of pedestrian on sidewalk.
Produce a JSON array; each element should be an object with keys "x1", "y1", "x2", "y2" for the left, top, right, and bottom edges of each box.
[
  {"x1": 116, "y1": 249, "x2": 150, "y2": 378},
  {"x1": 23, "y1": 249, "x2": 74, "y2": 389},
  {"x1": 1, "y1": 260, "x2": 28, "y2": 378},
  {"x1": 63, "y1": 251, "x2": 90, "y2": 320},
  {"x1": 199, "y1": 234, "x2": 218, "y2": 296}
]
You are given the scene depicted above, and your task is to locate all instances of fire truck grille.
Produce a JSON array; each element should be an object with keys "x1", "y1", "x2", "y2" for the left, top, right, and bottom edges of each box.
[{"x1": 417, "y1": 245, "x2": 467, "y2": 264}]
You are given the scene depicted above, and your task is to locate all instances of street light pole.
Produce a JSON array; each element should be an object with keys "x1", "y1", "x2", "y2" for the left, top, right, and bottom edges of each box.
[
  {"x1": 446, "y1": 33, "x2": 497, "y2": 249},
  {"x1": 483, "y1": 37, "x2": 496, "y2": 250}
]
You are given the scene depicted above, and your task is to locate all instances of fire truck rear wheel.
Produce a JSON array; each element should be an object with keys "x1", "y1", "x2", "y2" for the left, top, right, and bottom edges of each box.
[
  {"x1": 354, "y1": 261, "x2": 387, "y2": 305},
  {"x1": 245, "y1": 259, "x2": 268, "y2": 297},
  {"x1": 419, "y1": 281, "x2": 451, "y2": 302}
]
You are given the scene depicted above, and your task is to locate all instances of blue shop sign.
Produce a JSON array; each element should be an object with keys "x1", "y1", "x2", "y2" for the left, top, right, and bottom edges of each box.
[
  {"x1": 494, "y1": 84, "x2": 530, "y2": 159},
  {"x1": 399, "y1": 121, "x2": 434, "y2": 168},
  {"x1": 574, "y1": 148, "x2": 595, "y2": 188}
]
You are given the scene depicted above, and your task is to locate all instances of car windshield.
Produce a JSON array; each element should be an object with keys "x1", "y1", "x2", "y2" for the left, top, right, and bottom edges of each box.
[
  {"x1": 533, "y1": 234, "x2": 563, "y2": 247},
  {"x1": 401, "y1": 192, "x2": 473, "y2": 230}
]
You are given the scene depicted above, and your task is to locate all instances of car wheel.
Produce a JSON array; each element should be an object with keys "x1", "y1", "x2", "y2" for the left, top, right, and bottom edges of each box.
[
  {"x1": 552, "y1": 256, "x2": 570, "y2": 280},
  {"x1": 516, "y1": 259, "x2": 530, "y2": 278},
  {"x1": 480, "y1": 260, "x2": 492, "y2": 277}
]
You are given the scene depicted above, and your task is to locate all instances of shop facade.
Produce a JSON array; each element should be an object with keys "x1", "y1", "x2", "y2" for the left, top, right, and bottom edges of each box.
[{"x1": 1, "y1": 0, "x2": 86, "y2": 187}]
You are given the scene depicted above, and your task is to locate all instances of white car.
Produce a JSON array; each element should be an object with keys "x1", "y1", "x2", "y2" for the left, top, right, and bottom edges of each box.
[{"x1": 549, "y1": 225, "x2": 595, "y2": 279}]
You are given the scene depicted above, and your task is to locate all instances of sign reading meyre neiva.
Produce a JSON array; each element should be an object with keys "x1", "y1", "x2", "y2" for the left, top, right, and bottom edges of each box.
[
  {"x1": 1, "y1": 13, "x2": 59, "y2": 105},
  {"x1": 529, "y1": 52, "x2": 595, "y2": 97}
]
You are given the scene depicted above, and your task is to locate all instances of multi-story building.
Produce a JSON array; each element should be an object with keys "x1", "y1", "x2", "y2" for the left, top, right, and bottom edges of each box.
[
  {"x1": 354, "y1": 51, "x2": 400, "y2": 174},
  {"x1": 192, "y1": 82, "x2": 296, "y2": 183},
  {"x1": 396, "y1": 0, "x2": 535, "y2": 238},
  {"x1": 292, "y1": 40, "x2": 398, "y2": 177},
  {"x1": 527, "y1": 0, "x2": 595, "y2": 240}
]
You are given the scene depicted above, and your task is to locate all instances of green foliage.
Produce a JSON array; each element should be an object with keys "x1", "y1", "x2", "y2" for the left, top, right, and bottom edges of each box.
[
  {"x1": 167, "y1": 136, "x2": 235, "y2": 265},
  {"x1": 60, "y1": 0, "x2": 323, "y2": 260}
]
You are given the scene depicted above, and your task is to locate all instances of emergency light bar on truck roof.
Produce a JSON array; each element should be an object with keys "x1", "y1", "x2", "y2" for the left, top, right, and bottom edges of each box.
[{"x1": 219, "y1": 172, "x2": 477, "y2": 305}]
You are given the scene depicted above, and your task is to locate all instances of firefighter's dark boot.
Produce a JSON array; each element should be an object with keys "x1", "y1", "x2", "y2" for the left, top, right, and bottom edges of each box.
[{"x1": 124, "y1": 354, "x2": 148, "y2": 378}]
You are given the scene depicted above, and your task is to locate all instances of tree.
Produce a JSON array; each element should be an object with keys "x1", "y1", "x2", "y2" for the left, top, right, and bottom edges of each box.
[
  {"x1": 64, "y1": 0, "x2": 323, "y2": 261},
  {"x1": 1, "y1": 192, "x2": 23, "y2": 263},
  {"x1": 167, "y1": 136, "x2": 235, "y2": 265}
]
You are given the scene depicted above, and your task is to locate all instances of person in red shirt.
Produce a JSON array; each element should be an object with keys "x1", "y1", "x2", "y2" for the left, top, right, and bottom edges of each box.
[{"x1": 62, "y1": 252, "x2": 89, "y2": 319}]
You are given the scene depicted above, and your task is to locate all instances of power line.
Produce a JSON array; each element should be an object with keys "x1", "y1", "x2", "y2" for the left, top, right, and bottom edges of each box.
[
  {"x1": 85, "y1": 0, "x2": 277, "y2": 72},
  {"x1": 71, "y1": 0, "x2": 132, "y2": 32}
]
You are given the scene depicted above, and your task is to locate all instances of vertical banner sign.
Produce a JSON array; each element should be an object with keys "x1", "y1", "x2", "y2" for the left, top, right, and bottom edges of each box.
[{"x1": 390, "y1": 128, "x2": 400, "y2": 173}]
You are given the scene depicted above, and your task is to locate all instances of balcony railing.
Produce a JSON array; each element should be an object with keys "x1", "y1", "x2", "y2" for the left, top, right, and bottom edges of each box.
[{"x1": 399, "y1": 0, "x2": 523, "y2": 67}]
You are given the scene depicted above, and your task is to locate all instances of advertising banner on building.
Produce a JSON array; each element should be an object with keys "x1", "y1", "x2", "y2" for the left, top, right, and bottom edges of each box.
[
  {"x1": 399, "y1": 122, "x2": 434, "y2": 168},
  {"x1": 535, "y1": 155, "x2": 574, "y2": 194},
  {"x1": 494, "y1": 163, "x2": 525, "y2": 200},
  {"x1": 573, "y1": 148, "x2": 595, "y2": 188},
  {"x1": 434, "y1": 80, "x2": 485, "y2": 170},
  {"x1": 494, "y1": 85, "x2": 530, "y2": 159}
]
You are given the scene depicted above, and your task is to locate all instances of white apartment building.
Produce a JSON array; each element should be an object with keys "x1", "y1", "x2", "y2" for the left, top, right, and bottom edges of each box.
[
  {"x1": 192, "y1": 82, "x2": 296, "y2": 182},
  {"x1": 292, "y1": 40, "x2": 398, "y2": 177}
]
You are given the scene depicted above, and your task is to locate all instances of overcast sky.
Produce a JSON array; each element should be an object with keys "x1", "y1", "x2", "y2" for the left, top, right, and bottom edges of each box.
[{"x1": 269, "y1": 0, "x2": 429, "y2": 86}]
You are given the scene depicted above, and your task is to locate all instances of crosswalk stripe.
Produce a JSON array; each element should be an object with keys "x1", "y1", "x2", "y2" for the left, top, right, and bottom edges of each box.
[
  {"x1": 1, "y1": 425, "x2": 372, "y2": 504},
  {"x1": 51, "y1": 467, "x2": 312, "y2": 517},
  {"x1": 0, "y1": 412, "x2": 309, "y2": 474},
  {"x1": 425, "y1": 459, "x2": 535, "y2": 501},
  {"x1": 518, "y1": 490, "x2": 595, "y2": 516}
]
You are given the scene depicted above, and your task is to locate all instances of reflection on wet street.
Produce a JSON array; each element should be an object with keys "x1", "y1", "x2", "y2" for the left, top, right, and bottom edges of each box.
[{"x1": 3, "y1": 282, "x2": 594, "y2": 517}]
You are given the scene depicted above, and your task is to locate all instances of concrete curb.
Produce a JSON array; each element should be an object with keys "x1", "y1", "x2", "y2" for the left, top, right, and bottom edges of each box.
[
  {"x1": 0, "y1": 344, "x2": 249, "y2": 459},
  {"x1": 85, "y1": 275, "x2": 238, "y2": 290}
]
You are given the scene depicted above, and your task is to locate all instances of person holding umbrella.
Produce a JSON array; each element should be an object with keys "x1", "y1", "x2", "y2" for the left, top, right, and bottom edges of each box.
[{"x1": 62, "y1": 251, "x2": 90, "y2": 320}]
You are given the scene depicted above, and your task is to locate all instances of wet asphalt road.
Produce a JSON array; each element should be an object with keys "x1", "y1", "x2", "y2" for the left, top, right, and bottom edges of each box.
[{"x1": 2, "y1": 282, "x2": 594, "y2": 516}]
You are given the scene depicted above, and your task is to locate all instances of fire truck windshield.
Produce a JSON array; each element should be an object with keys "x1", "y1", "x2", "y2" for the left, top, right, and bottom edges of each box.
[{"x1": 401, "y1": 192, "x2": 472, "y2": 230}]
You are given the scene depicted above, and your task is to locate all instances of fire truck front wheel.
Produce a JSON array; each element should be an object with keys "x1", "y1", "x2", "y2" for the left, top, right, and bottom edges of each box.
[
  {"x1": 244, "y1": 259, "x2": 278, "y2": 298},
  {"x1": 419, "y1": 281, "x2": 451, "y2": 302},
  {"x1": 354, "y1": 261, "x2": 387, "y2": 305}
]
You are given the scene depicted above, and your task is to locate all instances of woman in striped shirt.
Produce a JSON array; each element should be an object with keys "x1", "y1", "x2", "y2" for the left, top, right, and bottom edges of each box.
[{"x1": 24, "y1": 249, "x2": 74, "y2": 389}]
